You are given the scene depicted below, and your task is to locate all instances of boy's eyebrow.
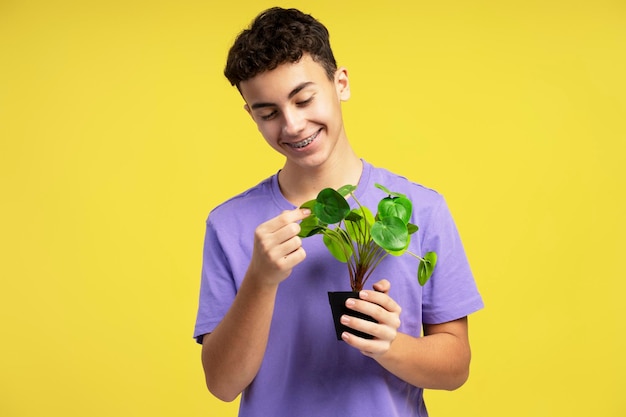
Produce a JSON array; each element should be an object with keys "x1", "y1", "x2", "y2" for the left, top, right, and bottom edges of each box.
[{"x1": 249, "y1": 82, "x2": 314, "y2": 110}]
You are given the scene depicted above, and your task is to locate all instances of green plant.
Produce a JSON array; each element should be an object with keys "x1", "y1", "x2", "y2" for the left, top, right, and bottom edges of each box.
[{"x1": 298, "y1": 183, "x2": 437, "y2": 292}]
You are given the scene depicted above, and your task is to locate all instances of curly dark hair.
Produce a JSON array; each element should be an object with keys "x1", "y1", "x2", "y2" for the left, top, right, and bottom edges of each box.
[{"x1": 224, "y1": 7, "x2": 337, "y2": 88}]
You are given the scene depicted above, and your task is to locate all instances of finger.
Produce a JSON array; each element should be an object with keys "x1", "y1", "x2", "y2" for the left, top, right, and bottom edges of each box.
[
  {"x1": 358, "y1": 290, "x2": 401, "y2": 315},
  {"x1": 340, "y1": 314, "x2": 395, "y2": 341},
  {"x1": 281, "y1": 245, "x2": 306, "y2": 267},
  {"x1": 340, "y1": 329, "x2": 394, "y2": 357},
  {"x1": 255, "y1": 209, "x2": 308, "y2": 252},
  {"x1": 263, "y1": 208, "x2": 311, "y2": 233},
  {"x1": 372, "y1": 279, "x2": 391, "y2": 294},
  {"x1": 271, "y1": 224, "x2": 302, "y2": 249},
  {"x1": 276, "y1": 235, "x2": 304, "y2": 260},
  {"x1": 254, "y1": 225, "x2": 298, "y2": 260},
  {"x1": 345, "y1": 296, "x2": 401, "y2": 332}
]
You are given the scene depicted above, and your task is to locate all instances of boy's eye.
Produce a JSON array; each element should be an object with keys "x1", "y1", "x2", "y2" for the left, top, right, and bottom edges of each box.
[
  {"x1": 296, "y1": 96, "x2": 314, "y2": 106},
  {"x1": 260, "y1": 111, "x2": 277, "y2": 121}
]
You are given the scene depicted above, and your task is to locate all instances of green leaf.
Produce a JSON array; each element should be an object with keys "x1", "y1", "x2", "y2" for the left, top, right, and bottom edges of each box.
[
  {"x1": 417, "y1": 251, "x2": 437, "y2": 286},
  {"x1": 299, "y1": 199, "x2": 317, "y2": 211},
  {"x1": 345, "y1": 207, "x2": 374, "y2": 244},
  {"x1": 336, "y1": 184, "x2": 357, "y2": 197},
  {"x1": 385, "y1": 235, "x2": 410, "y2": 256},
  {"x1": 298, "y1": 199, "x2": 325, "y2": 237},
  {"x1": 323, "y1": 229, "x2": 352, "y2": 262},
  {"x1": 374, "y1": 183, "x2": 392, "y2": 195},
  {"x1": 374, "y1": 183, "x2": 407, "y2": 198},
  {"x1": 345, "y1": 210, "x2": 363, "y2": 222},
  {"x1": 313, "y1": 188, "x2": 350, "y2": 224},
  {"x1": 377, "y1": 196, "x2": 412, "y2": 225},
  {"x1": 371, "y1": 216, "x2": 408, "y2": 252},
  {"x1": 298, "y1": 215, "x2": 325, "y2": 237},
  {"x1": 407, "y1": 223, "x2": 419, "y2": 235}
]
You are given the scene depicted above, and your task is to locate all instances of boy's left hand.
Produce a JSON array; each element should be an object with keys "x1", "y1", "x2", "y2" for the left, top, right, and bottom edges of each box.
[{"x1": 340, "y1": 279, "x2": 401, "y2": 357}]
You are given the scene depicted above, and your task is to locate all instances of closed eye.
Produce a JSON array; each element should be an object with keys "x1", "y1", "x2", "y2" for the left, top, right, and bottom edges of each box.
[
  {"x1": 260, "y1": 110, "x2": 277, "y2": 121},
  {"x1": 296, "y1": 96, "x2": 314, "y2": 106}
]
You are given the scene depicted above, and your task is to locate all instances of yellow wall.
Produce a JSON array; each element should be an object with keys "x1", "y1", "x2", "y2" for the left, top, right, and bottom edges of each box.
[{"x1": 1, "y1": 1, "x2": 624, "y2": 416}]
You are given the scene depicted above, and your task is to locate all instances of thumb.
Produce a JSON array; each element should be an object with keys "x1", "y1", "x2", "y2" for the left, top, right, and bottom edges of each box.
[{"x1": 372, "y1": 279, "x2": 391, "y2": 294}]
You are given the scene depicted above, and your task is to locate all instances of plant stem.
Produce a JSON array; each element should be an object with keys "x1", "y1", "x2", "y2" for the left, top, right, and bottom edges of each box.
[{"x1": 405, "y1": 250, "x2": 425, "y2": 262}]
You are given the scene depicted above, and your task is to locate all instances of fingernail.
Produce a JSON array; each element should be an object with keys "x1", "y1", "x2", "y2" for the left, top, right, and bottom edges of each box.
[
  {"x1": 359, "y1": 291, "x2": 368, "y2": 299},
  {"x1": 345, "y1": 298, "x2": 356, "y2": 307},
  {"x1": 301, "y1": 208, "x2": 311, "y2": 215},
  {"x1": 341, "y1": 332, "x2": 350, "y2": 341},
  {"x1": 340, "y1": 315, "x2": 350, "y2": 324}
]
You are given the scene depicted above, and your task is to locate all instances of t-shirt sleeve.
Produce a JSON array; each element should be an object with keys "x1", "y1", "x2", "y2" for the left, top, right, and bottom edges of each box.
[
  {"x1": 193, "y1": 215, "x2": 237, "y2": 343},
  {"x1": 421, "y1": 195, "x2": 484, "y2": 324}
]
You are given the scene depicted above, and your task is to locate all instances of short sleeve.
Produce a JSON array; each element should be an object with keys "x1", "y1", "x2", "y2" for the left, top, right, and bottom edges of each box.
[
  {"x1": 421, "y1": 196, "x2": 483, "y2": 324},
  {"x1": 193, "y1": 215, "x2": 237, "y2": 343}
]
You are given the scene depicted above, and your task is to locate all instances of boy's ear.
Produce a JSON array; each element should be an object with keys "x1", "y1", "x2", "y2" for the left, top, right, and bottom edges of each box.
[
  {"x1": 335, "y1": 67, "x2": 351, "y2": 101},
  {"x1": 244, "y1": 103, "x2": 253, "y2": 118}
]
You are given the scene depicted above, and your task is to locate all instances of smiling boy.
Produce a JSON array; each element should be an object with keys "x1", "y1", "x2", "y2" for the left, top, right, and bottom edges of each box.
[{"x1": 194, "y1": 7, "x2": 483, "y2": 417}]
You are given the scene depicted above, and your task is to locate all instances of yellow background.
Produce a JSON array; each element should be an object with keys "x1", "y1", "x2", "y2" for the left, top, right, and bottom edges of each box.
[{"x1": 1, "y1": 0, "x2": 625, "y2": 416}]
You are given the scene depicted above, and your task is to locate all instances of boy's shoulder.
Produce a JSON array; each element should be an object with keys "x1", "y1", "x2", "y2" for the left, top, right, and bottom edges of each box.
[
  {"x1": 364, "y1": 160, "x2": 443, "y2": 204},
  {"x1": 211, "y1": 176, "x2": 273, "y2": 211},
  {"x1": 206, "y1": 174, "x2": 287, "y2": 227}
]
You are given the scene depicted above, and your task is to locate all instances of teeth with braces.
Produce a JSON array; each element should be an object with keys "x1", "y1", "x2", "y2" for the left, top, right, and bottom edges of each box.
[
  {"x1": 292, "y1": 137, "x2": 313, "y2": 148},
  {"x1": 290, "y1": 131, "x2": 319, "y2": 148}
]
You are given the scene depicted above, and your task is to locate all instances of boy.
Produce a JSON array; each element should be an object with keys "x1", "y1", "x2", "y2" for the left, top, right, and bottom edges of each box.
[{"x1": 194, "y1": 7, "x2": 483, "y2": 417}]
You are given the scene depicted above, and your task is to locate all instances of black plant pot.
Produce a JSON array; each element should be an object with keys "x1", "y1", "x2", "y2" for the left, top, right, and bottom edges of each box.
[{"x1": 327, "y1": 291, "x2": 377, "y2": 340}]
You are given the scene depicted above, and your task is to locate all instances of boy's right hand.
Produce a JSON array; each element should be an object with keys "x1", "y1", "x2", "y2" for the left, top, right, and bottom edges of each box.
[{"x1": 247, "y1": 208, "x2": 311, "y2": 287}]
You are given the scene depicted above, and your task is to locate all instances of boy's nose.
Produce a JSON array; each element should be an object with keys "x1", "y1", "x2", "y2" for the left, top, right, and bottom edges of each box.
[{"x1": 282, "y1": 109, "x2": 305, "y2": 136}]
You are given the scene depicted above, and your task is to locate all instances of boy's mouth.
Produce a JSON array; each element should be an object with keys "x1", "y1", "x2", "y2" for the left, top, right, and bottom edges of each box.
[{"x1": 286, "y1": 129, "x2": 321, "y2": 149}]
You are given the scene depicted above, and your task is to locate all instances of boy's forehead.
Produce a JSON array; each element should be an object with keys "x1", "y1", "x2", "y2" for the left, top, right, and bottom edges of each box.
[{"x1": 239, "y1": 55, "x2": 330, "y2": 102}]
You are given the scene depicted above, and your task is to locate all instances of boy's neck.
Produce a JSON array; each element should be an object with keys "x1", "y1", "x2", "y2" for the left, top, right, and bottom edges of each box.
[{"x1": 277, "y1": 147, "x2": 363, "y2": 207}]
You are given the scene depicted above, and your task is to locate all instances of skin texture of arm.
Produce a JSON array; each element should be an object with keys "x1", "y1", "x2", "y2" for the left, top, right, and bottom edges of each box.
[
  {"x1": 340, "y1": 279, "x2": 472, "y2": 390},
  {"x1": 200, "y1": 208, "x2": 310, "y2": 402}
]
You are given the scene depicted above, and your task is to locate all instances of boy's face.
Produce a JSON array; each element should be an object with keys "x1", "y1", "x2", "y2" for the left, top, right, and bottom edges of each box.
[{"x1": 240, "y1": 54, "x2": 350, "y2": 172}]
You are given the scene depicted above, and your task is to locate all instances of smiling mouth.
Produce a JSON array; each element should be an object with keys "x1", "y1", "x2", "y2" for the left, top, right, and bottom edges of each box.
[{"x1": 286, "y1": 129, "x2": 321, "y2": 149}]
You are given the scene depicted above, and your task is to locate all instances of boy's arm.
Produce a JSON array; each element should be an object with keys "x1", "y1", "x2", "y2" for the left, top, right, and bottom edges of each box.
[
  {"x1": 375, "y1": 318, "x2": 471, "y2": 390},
  {"x1": 200, "y1": 209, "x2": 310, "y2": 402},
  {"x1": 340, "y1": 280, "x2": 472, "y2": 390}
]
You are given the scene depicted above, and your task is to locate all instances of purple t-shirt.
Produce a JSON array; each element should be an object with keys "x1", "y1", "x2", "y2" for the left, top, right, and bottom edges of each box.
[{"x1": 194, "y1": 160, "x2": 484, "y2": 417}]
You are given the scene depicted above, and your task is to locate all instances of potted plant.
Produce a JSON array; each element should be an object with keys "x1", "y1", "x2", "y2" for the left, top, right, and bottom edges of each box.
[{"x1": 298, "y1": 183, "x2": 437, "y2": 339}]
